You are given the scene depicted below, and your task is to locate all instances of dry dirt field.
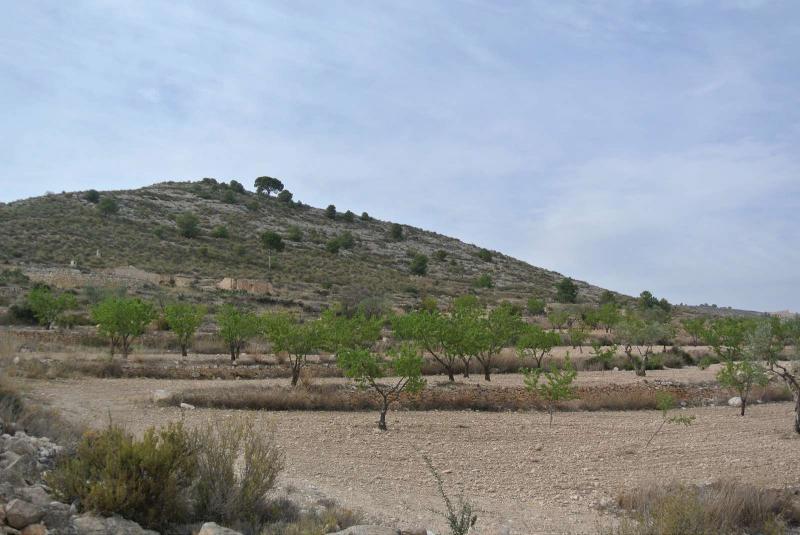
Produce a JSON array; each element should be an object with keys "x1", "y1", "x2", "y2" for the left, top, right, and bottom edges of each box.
[{"x1": 19, "y1": 369, "x2": 800, "y2": 535}]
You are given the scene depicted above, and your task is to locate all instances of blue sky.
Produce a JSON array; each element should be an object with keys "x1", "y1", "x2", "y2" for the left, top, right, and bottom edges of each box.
[{"x1": 1, "y1": 1, "x2": 798, "y2": 311}]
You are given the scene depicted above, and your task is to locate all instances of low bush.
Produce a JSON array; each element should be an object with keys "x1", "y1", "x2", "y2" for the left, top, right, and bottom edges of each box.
[
  {"x1": 48, "y1": 417, "x2": 285, "y2": 534},
  {"x1": 193, "y1": 417, "x2": 284, "y2": 533},
  {"x1": 47, "y1": 422, "x2": 197, "y2": 531},
  {"x1": 608, "y1": 480, "x2": 800, "y2": 535}
]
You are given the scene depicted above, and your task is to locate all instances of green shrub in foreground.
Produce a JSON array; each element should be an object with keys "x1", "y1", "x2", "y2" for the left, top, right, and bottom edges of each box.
[{"x1": 47, "y1": 422, "x2": 197, "y2": 531}]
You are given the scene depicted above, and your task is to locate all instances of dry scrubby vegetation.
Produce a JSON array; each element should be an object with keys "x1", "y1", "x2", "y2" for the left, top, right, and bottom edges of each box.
[
  {"x1": 0, "y1": 178, "x2": 607, "y2": 310},
  {"x1": 0, "y1": 379, "x2": 362, "y2": 535},
  {"x1": 606, "y1": 480, "x2": 800, "y2": 535},
  {"x1": 165, "y1": 381, "x2": 791, "y2": 414}
]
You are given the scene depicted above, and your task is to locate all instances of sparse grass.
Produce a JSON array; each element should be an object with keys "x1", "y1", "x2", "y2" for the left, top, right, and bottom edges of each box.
[
  {"x1": 0, "y1": 377, "x2": 84, "y2": 446},
  {"x1": 606, "y1": 480, "x2": 800, "y2": 535},
  {"x1": 260, "y1": 497, "x2": 362, "y2": 535}
]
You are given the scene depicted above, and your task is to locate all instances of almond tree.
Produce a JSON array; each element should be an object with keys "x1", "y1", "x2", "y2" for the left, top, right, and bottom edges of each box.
[
  {"x1": 28, "y1": 286, "x2": 77, "y2": 329},
  {"x1": 681, "y1": 317, "x2": 707, "y2": 346},
  {"x1": 702, "y1": 317, "x2": 753, "y2": 362},
  {"x1": 337, "y1": 344, "x2": 425, "y2": 430},
  {"x1": 393, "y1": 310, "x2": 458, "y2": 381},
  {"x1": 164, "y1": 303, "x2": 206, "y2": 357},
  {"x1": 443, "y1": 296, "x2": 482, "y2": 378},
  {"x1": 216, "y1": 305, "x2": 259, "y2": 363},
  {"x1": 615, "y1": 315, "x2": 670, "y2": 376},
  {"x1": 754, "y1": 317, "x2": 800, "y2": 433},
  {"x1": 523, "y1": 356, "x2": 577, "y2": 426},
  {"x1": 716, "y1": 357, "x2": 768, "y2": 416},
  {"x1": 643, "y1": 392, "x2": 695, "y2": 450},
  {"x1": 516, "y1": 324, "x2": 561, "y2": 369},
  {"x1": 261, "y1": 312, "x2": 322, "y2": 386},
  {"x1": 474, "y1": 302, "x2": 522, "y2": 381},
  {"x1": 92, "y1": 297, "x2": 155, "y2": 359}
]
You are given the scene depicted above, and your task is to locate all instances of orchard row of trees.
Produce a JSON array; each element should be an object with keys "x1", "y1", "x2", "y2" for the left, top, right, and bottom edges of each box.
[{"x1": 16, "y1": 286, "x2": 800, "y2": 433}]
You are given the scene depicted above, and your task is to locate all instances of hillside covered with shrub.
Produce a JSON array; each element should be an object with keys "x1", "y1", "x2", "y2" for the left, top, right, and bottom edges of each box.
[{"x1": 0, "y1": 178, "x2": 620, "y2": 312}]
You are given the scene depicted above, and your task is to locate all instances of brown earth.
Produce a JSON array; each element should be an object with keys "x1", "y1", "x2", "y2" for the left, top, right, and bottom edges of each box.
[{"x1": 19, "y1": 373, "x2": 800, "y2": 535}]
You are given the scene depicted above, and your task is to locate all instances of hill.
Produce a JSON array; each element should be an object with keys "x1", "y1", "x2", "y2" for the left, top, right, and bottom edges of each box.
[{"x1": 0, "y1": 178, "x2": 621, "y2": 312}]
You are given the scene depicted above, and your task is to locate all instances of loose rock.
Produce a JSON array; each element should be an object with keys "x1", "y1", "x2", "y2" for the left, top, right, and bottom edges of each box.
[
  {"x1": 197, "y1": 522, "x2": 243, "y2": 535},
  {"x1": 5, "y1": 499, "x2": 45, "y2": 530}
]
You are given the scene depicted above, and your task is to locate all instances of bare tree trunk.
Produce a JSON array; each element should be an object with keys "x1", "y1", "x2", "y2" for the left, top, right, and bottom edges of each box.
[
  {"x1": 181, "y1": 343, "x2": 188, "y2": 357},
  {"x1": 459, "y1": 357, "x2": 470, "y2": 378},
  {"x1": 291, "y1": 363, "x2": 301, "y2": 387},
  {"x1": 378, "y1": 397, "x2": 389, "y2": 431},
  {"x1": 483, "y1": 362, "x2": 491, "y2": 381},
  {"x1": 447, "y1": 368, "x2": 455, "y2": 382},
  {"x1": 795, "y1": 393, "x2": 800, "y2": 435},
  {"x1": 740, "y1": 396, "x2": 747, "y2": 416},
  {"x1": 230, "y1": 344, "x2": 236, "y2": 363}
]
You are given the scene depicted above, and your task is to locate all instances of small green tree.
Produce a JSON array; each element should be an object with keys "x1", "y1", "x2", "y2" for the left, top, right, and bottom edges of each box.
[
  {"x1": 262, "y1": 312, "x2": 322, "y2": 386},
  {"x1": 326, "y1": 238, "x2": 341, "y2": 254},
  {"x1": 547, "y1": 309, "x2": 570, "y2": 331},
  {"x1": 555, "y1": 277, "x2": 578, "y2": 303},
  {"x1": 221, "y1": 190, "x2": 237, "y2": 204},
  {"x1": 393, "y1": 309, "x2": 458, "y2": 381},
  {"x1": 260, "y1": 231, "x2": 285, "y2": 271},
  {"x1": 516, "y1": 324, "x2": 561, "y2": 368},
  {"x1": 228, "y1": 179, "x2": 245, "y2": 193},
  {"x1": 276, "y1": 189, "x2": 293, "y2": 203},
  {"x1": 526, "y1": 297, "x2": 546, "y2": 316},
  {"x1": 389, "y1": 223, "x2": 404, "y2": 241},
  {"x1": 477, "y1": 249, "x2": 492, "y2": 262},
  {"x1": 474, "y1": 274, "x2": 493, "y2": 289},
  {"x1": 615, "y1": 315, "x2": 670, "y2": 376},
  {"x1": 443, "y1": 296, "x2": 481, "y2": 378},
  {"x1": 337, "y1": 344, "x2": 425, "y2": 430},
  {"x1": 176, "y1": 212, "x2": 201, "y2": 238},
  {"x1": 588, "y1": 342, "x2": 618, "y2": 371},
  {"x1": 254, "y1": 176, "x2": 284, "y2": 196},
  {"x1": 325, "y1": 204, "x2": 337, "y2": 219},
  {"x1": 84, "y1": 189, "x2": 100, "y2": 203},
  {"x1": 595, "y1": 303, "x2": 621, "y2": 333},
  {"x1": 409, "y1": 253, "x2": 429, "y2": 276},
  {"x1": 92, "y1": 297, "x2": 155, "y2": 359},
  {"x1": 523, "y1": 357, "x2": 577, "y2": 426},
  {"x1": 568, "y1": 326, "x2": 587, "y2": 353},
  {"x1": 716, "y1": 357, "x2": 769, "y2": 416},
  {"x1": 97, "y1": 197, "x2": 118, "y2": 216},
  {"x1": 753, "y1": 318, "x2": 799, "y2": 433},
  {"x1": 211, "y1": 225, "x2": 229, "y2": 239},
  {"x1": 643, "y1": 392, "x2": 695, "y2": 450},
  {"x1": 681, "y1": 317, "x2": 707, "y2": 346},
  {"x1": 474, "y1": 302, "x2": 522, "y2": 381},
  {"x1": 702, "y1": 317, "x2": 753, "y2": 362},
  {"x1": 164, "y1": 303, "x2": 206, "y2": 357},
  {"x1": 342, "y1": 210, "x2": 355, "y2": 222},
  {"x1": 360, "y1": 211, "x2": 370, "y2": 221},
  {"x1": 216, "y1": 305, "x2": 259, "y2": 363},
  {"x1": 27, "y1": 286, "x2": 77, "y2": 329}
]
